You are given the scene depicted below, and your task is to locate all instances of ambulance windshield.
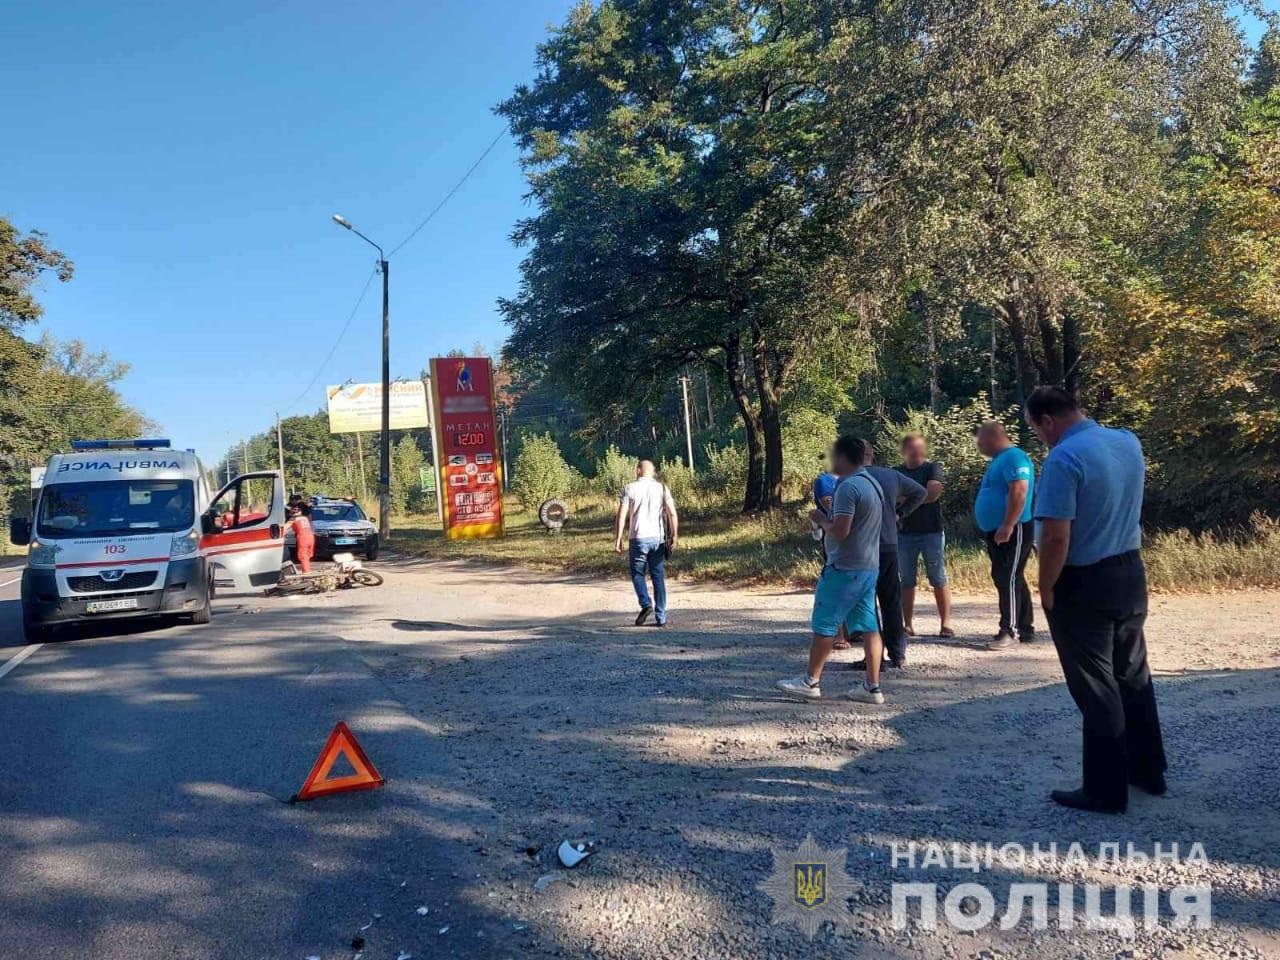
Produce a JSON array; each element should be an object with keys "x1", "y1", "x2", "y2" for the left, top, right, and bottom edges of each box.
[{"x1": 37, "y1": 480, "x2": 195, "y2": 539}]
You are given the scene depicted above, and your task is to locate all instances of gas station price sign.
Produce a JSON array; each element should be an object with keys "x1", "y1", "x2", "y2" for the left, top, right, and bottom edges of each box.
[{"x1": 428, "y1": 357, "x2": 505, "y2": 540}]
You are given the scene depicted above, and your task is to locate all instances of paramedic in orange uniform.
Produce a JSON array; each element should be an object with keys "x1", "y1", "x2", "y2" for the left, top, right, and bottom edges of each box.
[{"x1": 289, "y1": 502, "x2": 316, "y2": 573}]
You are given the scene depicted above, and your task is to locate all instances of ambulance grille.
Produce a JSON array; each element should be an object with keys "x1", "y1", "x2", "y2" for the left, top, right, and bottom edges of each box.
[{"x1": 68, "y1": 572, "x2": 159, "y2": 593}]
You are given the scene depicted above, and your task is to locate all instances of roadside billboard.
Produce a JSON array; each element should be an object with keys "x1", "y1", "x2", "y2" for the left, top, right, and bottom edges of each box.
[
  {"x1": 326, "y1": 381, "x2": 430, "y2": 434},
  {"x1": 428, "y1": 357, "x2": 504, "y2": 539}
]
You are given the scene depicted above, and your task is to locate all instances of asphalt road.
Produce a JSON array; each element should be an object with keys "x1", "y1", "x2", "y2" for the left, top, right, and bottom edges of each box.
[
  {"x1": 4, "y1": 555, "x2": 1277, "y2": 960},
  {"x1": 0, "y1": 557, "x2": 548, "y2": 960}
]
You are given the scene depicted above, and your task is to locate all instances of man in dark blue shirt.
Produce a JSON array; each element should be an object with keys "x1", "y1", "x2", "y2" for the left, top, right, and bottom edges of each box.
[
  {"x1": 856, "y1": 442, "x2": 927, "y2": 669},
  {"x1": 1028, "y1": 386, "x2": 1166, "y2": 814}
]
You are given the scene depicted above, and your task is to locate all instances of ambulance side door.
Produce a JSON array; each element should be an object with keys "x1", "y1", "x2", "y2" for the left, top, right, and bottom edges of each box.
[{"x1": 201, "y1": 472, "x2": 285, "y2": 592}]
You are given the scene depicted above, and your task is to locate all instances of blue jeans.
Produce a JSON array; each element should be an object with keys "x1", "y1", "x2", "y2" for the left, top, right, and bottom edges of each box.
[
  {"x1": 629, "y1": 538, "x2": 667, "y2": 624},
  {"x1": 897, "y1": 531, "x2": 948, "y2": 588}
]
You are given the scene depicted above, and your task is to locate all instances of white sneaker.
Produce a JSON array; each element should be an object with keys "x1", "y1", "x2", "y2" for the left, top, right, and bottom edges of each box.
[
  {"x1": 848, "y1": 685, "x2": 885, "y2": 704},
  {"x1": 776, "y1": 675, "x2": 821, "y2": 702}
]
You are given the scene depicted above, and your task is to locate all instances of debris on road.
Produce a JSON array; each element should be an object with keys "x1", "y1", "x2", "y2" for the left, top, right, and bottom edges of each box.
[
  {"x1": 415, "y1": 906, "x2": 429, "y2": 916},
  {"x1": 533, "y1": 871, "x2": 566, "y2": 893},
  {"x1": 556, "y1": 839, "x2": 597, "y2": 868},
  {"x1": 438, "y1": 925, "x2": 449, "y2": 935}
]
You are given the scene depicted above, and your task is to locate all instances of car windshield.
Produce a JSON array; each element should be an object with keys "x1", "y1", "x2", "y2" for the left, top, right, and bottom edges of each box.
[
  {"x1": 37, "y1": 480, "x2": 195, "y2": 539},
  {"x1": 312, "y1": 503, "x2": 363, "y2": 522}
]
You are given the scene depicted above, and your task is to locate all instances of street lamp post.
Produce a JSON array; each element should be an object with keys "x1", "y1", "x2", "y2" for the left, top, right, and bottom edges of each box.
[{"x1": 332, "y1": 214, "x2": 392, "y2": 544}]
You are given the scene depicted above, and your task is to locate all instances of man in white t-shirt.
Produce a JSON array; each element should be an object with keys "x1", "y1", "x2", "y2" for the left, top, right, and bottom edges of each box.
[{"x1": 613, "y1": 460, "x2": 679, "y2": 627}]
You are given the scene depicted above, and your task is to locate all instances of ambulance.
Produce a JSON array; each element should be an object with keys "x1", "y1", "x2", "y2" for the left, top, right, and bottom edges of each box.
[{"x1": 8, "y1": 439, "x2": 285, "y2": 643}]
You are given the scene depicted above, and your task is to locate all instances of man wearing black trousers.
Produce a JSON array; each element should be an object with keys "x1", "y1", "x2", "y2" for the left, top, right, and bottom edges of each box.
[
  {"x1": 851, "y1": 442, "x2": 927, "y2": 670},
  {"x1": 974, "y1": 422, "x2": 1036, "y2": 649},
  {"x1": 1027, "y1": 386, "x2": 1167, "y2": 814}
]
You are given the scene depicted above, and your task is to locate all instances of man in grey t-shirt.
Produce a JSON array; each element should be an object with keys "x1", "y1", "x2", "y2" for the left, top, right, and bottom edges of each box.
[{"x1": 776, "y1": 435, "x2": 887, "y2": 705}]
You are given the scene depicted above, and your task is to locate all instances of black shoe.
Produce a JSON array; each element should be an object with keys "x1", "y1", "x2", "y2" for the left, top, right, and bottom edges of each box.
[
  {"x1": 1129, "y1": 773, "x2": 1168, "y2": 796},
  {"x1": 1019, "y1": 634, "x2": 1036, "y2": 644},
  {"x1": 635, "y1": 607, "x2": 653, "y2": 626},
  {"x1": 653, "y1": 620, "x2": 666, "y2": 629},
  {"x1": 1050, "y1": 788, "x2": 1126, "y2": 814},
  {"x1": 849, "y1": 658, "x2": 896, "y2": 671}
]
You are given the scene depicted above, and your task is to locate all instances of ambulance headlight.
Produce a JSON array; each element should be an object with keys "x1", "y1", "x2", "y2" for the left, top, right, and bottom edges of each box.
[
  {"x1": 170, "y1": 529, "x2": 201, "y2": 558},
  {"x1": 28, "y1": 539, "x2": 58, "y2": 567}
]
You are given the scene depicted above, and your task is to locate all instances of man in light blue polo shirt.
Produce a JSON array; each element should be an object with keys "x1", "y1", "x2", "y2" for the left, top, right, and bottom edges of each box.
[
  {"x1": 974, "y1": 422, "x2": 1036, "y2": 649},
  {"x1": 1027, "y1": 386, "x2": 1166, "y2": 815}
]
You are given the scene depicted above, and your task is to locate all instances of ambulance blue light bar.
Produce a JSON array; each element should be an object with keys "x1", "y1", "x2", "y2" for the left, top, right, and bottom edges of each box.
[{"x1": 70, "y1": 438, "x2": 171, "y2": 451}]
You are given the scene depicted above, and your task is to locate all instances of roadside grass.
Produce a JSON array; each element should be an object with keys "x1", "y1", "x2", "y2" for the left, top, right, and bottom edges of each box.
[{"x1": 394, "y1": 500, "x2": 1280, "y2": 594}]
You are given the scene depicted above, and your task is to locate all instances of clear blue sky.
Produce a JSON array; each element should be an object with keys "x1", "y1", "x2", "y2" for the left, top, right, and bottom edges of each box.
[
  {"x1": 2, "y1": 0, "x2": 577, "y2": 463},
  {"x1": 2, "y1": 1, "x2": 1275, "y2": 465}
]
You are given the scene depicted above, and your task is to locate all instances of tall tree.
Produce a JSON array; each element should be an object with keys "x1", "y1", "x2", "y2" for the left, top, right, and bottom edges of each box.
[
  {"x1": 499, "y1": 0, "x2": 862, "y2": 511},
  {"x1": 1093, "y1": 91, "x2": 1280, "y2": 528},
  {"x1": 826, "y1": 0, "x2": 1248, "y2": 400}
]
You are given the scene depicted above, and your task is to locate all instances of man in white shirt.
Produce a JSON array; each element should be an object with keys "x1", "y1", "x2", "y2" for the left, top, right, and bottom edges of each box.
[{"x1": 614, "y1": 459, "x2": 679, "y2": 627}]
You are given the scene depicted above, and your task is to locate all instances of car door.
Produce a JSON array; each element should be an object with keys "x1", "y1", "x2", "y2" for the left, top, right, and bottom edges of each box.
[{"x1": 201, "y1": 472, "x2": 285, "y2": 592}]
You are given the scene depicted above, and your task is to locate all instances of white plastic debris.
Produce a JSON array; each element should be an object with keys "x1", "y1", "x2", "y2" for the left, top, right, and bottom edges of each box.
[
  {"x1": 533, "y1": 871, "x2": 565, "y2": 893},
  {"x1": 556, "y1": 839, "x2": 597, "y2": 868},
  {"x1": 438, "y1": 925, "x2": 449, "y2": 935},
  {"x1": 396, "y1": 952, "x2": 412, "y2": 960},
  {"x1": 415, "y1": 906, "x2": 429, "y2": 916}
]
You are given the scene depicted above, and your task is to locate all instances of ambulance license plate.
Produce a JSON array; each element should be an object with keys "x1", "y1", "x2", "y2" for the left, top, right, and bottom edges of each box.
[
  {"x1": 86, "y1": 597, "x2": 139, "y2": 614},
  {"x1": 333, "y1": 537, "x2": 357, "y2": 545}
]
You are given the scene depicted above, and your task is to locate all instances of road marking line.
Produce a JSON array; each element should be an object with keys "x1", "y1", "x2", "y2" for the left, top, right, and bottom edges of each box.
[
  {"x1": 0, "y1": 644, "x2": 42, "y2": 681},
  {"x1": 0, "y1": 576, "x2": 21, "y2": 588}
]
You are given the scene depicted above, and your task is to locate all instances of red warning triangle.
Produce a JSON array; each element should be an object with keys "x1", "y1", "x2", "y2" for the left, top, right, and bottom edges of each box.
[{"x1": 294, "y1": 721, "x2": 385, "y2": 801}]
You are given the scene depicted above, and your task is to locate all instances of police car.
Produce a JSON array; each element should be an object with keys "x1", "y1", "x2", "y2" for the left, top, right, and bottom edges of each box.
[
  {"x1": 9, "y1": 439, "x2": 285, "y2": 642},
  {"x1": 285, "y1": 497, "x2": 379, "y2": 561}
]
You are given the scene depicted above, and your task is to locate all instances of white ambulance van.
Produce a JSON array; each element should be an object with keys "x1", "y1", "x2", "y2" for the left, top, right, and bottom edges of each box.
[{"x1": 9, "y1": 439, "x2": 285, "y2": 643}]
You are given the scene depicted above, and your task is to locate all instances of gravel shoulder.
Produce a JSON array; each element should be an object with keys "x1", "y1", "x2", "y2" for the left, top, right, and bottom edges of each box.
[{"x1": 329, "y1": 555, "x2": 1280, "y2": 960}]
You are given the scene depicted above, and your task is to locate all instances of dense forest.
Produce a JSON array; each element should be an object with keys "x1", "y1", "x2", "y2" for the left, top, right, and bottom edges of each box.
[{"x1": 498, "y1": 0, "x2": 1280, "y2": 530}]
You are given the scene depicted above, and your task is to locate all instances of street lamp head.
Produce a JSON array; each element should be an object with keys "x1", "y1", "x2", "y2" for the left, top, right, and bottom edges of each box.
[{"x1": 331, "y1": 214, "x2": 352, "y2": 229}]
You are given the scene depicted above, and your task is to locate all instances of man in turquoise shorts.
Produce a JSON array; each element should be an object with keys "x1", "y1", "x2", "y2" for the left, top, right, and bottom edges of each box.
[{"x1": 776, "y1": 435, "x2": 887, "y2": 705}]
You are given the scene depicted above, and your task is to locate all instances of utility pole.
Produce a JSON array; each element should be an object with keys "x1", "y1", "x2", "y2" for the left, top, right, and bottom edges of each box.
[
  {"x1": 989, "y1": 311, "x2": 999, "y2": 409},
  {"x1": 499, "y1": 410, "x2": 510, "y2": 492},
  {"x1": 678, "y1": 375, "x2": 696, "y2": 476},
  {"x1": 424, "y1": 378, "x2": 445, "y2": 526},
  {"x1": 354, "y1": 432, "x2": 369, "y2": 504},
  {"x1": 332, "y1": 214, "x2": 391, "y2": 543},
  {"x1": 241, "y1": 440, "x2": 249, "y2": 476},
  {"x1": 275, "y1": 413, "x2": 286, "y2": 489},
  {"x1": 378, "y1": 258, "x2": 391, "y2": 541}
]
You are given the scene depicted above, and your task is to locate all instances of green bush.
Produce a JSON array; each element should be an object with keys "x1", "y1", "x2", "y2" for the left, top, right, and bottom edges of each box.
[
  {"x1": 657, "y1": 457, "x2": 696, "y2": 504},
  {"x1": 782, "y1": 407, "x2": 838, "y2": 494},
  {"x1": 512, "y1": 432, "x2": 578, "y2": 507},
  {"x1": 701, "y1": 442, "x2": 747, "y2": 498},
  {"x1": 390, "y1": 436, "x2": 426, "y2": 514},
  {"x1": 593, "y1": 444, "x2": 636, "y2": 498},
  {"x1": 880, "y1": 394, "x2": 1024, "y2": 539}
]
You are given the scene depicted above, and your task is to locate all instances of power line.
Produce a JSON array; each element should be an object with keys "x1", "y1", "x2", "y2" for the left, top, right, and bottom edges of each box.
[
  {"x1": 386, "y1": 129, "x2": 507, "y2": 259},
  {"x1": 282, "y1": 267, "x2": 378, "y2": 413}
]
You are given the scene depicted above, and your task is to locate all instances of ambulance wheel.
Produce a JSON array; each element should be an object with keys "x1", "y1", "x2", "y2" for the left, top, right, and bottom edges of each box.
[
  {"x1": 23, "y1": 622, "x2": 54, "y2": 645},
  {"x1": 190, "y1": 577, "x2": 213, "y2": 625}
]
